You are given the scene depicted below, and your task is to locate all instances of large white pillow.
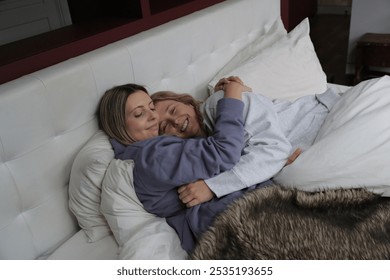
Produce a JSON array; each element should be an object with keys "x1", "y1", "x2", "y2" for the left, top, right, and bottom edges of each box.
[
  {"x1": 274, "y1": 75, "x2": 390, "y2": 197},
  {"x1": 100, "y1": 159, "x2": 187, "y2": 259},
  {"x1": 69, "y1": 130, "x2": 114, "y2": 242},
  {"x1": 208, "y1": 17, "x2": 287, "y2": 91},
  {"x1": 209, "y1": 18, "x2": 327, "y2": 101}
]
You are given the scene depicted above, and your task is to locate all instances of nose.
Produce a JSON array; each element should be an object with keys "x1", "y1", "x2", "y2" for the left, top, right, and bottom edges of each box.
[{"x1": 148, "y1": 108, "x2": 158, "y2": 121}]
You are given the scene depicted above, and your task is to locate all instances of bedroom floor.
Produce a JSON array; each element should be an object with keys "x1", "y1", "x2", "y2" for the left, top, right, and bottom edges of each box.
[{"x1": 309, "y1": 13, "x2": 353, "y2": 86}]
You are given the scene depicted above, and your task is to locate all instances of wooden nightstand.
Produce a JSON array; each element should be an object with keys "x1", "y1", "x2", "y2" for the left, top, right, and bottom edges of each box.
[{"x1": 354, "y1": 33, "x2": 390, "y2": 84}]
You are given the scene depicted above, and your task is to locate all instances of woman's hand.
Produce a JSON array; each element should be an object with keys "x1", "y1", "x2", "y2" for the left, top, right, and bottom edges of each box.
[
  {"x1": 178, "y1": 180, "x2": 215, "y2": 207},
  {"x1": 214, "y1": 76, "x2": 252, "y2": 93}
]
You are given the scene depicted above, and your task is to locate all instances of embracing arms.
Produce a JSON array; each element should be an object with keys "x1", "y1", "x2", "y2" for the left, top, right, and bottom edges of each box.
[
  {"x1": 128, "y1": 80, "x2": 250, "y2": 217},
  {"x1": 178, "y1": 78, "x2": 300, "y2": 207}
]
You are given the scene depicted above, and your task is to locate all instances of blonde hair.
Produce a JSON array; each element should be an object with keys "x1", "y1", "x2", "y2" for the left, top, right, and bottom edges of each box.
[
  {"x1": 151, "y1": 91, "x2": 206, "y2": 135},
  {"x1": 98, "y1": 84, "x2": 148, "y2": 145}
]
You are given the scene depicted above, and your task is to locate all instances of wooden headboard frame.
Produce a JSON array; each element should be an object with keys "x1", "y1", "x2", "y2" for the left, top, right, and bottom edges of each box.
[{"x1": 281, "y1": 0, "x2": 317, "y2": 32}]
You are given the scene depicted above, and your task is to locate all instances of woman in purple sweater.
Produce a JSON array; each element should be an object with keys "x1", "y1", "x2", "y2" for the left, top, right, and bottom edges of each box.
[{"x1": 98, "y1": 79, "x2": 256, "y2": 251}]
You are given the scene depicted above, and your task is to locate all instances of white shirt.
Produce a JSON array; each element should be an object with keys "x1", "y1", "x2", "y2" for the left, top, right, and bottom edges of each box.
[{"x1": 201, "y1": 88, "x2": 340, "y2": 197}]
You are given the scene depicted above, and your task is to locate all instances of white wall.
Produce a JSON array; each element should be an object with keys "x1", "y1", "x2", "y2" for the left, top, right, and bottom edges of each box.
[{"x1": 346, "y1": 0, "x2": 390, "y2": 74}]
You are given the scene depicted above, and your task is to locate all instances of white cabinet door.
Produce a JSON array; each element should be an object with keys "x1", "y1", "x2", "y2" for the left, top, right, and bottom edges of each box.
[{"x1": 0, "y1": 0, "x2": 72, "y2": 45}]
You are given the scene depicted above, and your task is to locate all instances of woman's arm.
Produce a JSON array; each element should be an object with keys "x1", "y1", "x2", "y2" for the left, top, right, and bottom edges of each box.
[
  {"x1": 178, "y1": 148, "x2": 301, "y2": 208},
  {"x1": 180, "y1": 90, "x2": 293, "y2": 203},
  {"x1": 205, "y1": 93, "x2": 292, "y2": 197},
  {"x1": 131, "y1": 83, "x2": 247, "y2": 217},
  {"x1": 135, "y1": 81, "x2": 247, "y2": 184}
]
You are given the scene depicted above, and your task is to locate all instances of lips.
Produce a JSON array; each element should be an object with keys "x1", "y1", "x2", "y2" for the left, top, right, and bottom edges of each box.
[{"x1": 149, "y1": 123, "x2": 159, "y2": 131}]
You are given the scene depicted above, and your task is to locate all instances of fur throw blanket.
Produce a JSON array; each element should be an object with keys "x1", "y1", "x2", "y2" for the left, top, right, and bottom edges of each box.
[{"x1": 190, "y1": 185, "x2": 390, "y2": 259}]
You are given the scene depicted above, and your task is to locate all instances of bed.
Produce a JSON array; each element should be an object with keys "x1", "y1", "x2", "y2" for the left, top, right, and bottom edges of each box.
[{"x1": 1, "y1": 0, "x2": 389, "y2": 260}]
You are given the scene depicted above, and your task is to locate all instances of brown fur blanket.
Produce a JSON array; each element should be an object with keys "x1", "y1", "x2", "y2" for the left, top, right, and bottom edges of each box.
[{"x1": 190, "y1": 185, "x2": 390, "y2": 259}]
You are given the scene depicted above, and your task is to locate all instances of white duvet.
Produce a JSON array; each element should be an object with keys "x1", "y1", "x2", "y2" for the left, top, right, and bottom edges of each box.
[
  {"x1": 274, "y1": 76, "x2": 390, "y2": 196},
  {"x1": 100, "y1": 159, "x2": 187, "y2": 259}
]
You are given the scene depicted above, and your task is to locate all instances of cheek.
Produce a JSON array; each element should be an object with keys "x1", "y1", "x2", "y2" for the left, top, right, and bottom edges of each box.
[
  {"x1": 190, "y1": 111, "x2": 200, "y2": 128},
  {"x1": 125, "y1": 117, "x2": 141, "y2": 135},
  {"x1": 180, "y1": 104, "x2": 196, "y2": 119}
]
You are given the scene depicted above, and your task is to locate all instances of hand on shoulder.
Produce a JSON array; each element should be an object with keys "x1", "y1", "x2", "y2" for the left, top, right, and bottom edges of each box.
[{"x1": 214, "y1": 76, "x2": 252, "y2": 95}]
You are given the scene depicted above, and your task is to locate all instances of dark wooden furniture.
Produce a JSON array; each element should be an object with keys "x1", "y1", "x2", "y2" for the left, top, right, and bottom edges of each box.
[
  {"x1": 281, "y1": 0, "x2": 317, "y2": 31},
  {"x1": 354, "y1": 33, "x2": 390, "y2": 84},
  {"x1": 0, "y1": 0, "x2": 225, "y2": 84}
]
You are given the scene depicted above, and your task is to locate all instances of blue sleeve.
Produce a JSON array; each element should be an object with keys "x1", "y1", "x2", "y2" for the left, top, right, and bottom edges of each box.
[{"x1": 131, "y1": 98, "x2": 245, "y2": 217}]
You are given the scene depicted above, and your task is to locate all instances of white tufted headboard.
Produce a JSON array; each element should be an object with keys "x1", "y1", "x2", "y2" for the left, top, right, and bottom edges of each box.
[{"x1": 0, "y1": 0, "x2": 280, "y2": 259}]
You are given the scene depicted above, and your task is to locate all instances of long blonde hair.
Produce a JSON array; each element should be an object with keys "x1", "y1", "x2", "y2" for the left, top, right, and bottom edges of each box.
[{"x1": 98, "y1": 84, "x2": 148, "y2": 145}]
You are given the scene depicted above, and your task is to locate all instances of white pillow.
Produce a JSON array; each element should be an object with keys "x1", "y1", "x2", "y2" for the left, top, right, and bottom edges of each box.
[
  {"x1": 209, "y1": 18, "x2": 327, "y2": 101},
  {"x1": 208, "y1": 17, "x2": 287, "y2": 93},
  {"x1": 100, "y1": 159, "x2": 187, "y2": 259},
  {"x1": 69, "y1": 130, "x2": 114, "y2": 242},
  {"x1": 274, "y1": 75, "x2": 390, "y2": 197}
]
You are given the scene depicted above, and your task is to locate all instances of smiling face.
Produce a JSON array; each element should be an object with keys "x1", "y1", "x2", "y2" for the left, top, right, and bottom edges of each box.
[
  {"x1": 124, "y1": 90, "x2": 159, "y2": 142},
  {"x1": 154, "y1": 99, "x2": 204, "y2": 138}
]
